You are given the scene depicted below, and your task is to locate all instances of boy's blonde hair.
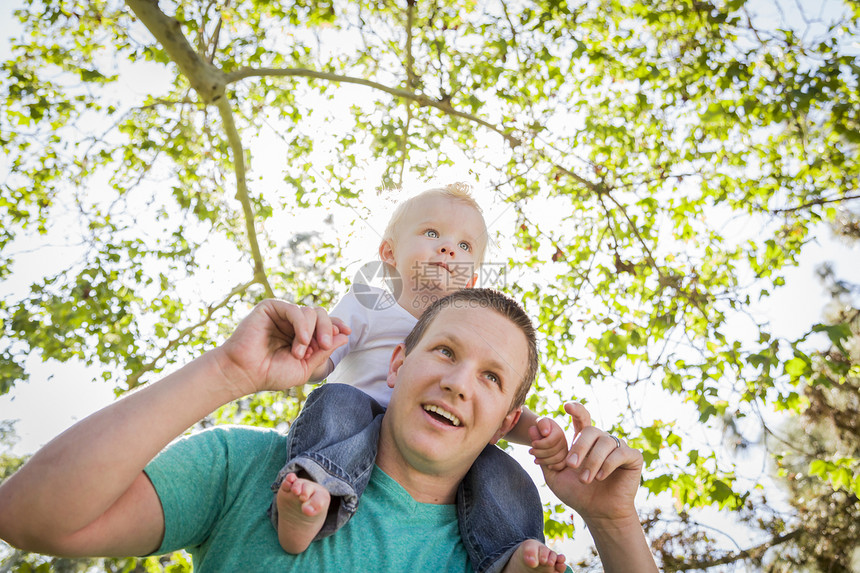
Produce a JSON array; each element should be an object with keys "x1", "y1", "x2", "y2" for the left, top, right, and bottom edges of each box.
[{"x1": 382, "y1": 182, "x2": 489, "y2": 265}]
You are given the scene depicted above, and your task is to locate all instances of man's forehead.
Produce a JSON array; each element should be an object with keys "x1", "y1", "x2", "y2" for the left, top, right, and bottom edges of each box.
[{"x1": 426, "y1": 305, "x2": 528, "y2": 368}]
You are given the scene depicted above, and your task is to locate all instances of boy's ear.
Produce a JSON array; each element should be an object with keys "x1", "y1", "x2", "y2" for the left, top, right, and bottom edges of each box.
[
  {"x1": 490, "y1": 407, "x2": 522, "y2": 444},
  {"x1": 386, "y1": 343, "x2": 407, "y2": 389},
  {"x1": 379, "y1": 240, "x2": 396, "y2": 266}
]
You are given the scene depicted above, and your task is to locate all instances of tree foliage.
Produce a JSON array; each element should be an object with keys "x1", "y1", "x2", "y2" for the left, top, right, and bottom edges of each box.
[{"x1": 1, "y1": 0, "x2": 859, "y2": 569}]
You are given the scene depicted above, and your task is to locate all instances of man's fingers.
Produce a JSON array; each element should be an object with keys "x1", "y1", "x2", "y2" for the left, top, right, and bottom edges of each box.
[
  {"x1": 596, "y1": 440, "x2": 644, "y2": 480},
  {"x1": 564, "y1": 402, "x2": 591, "y2": 435},
  {"x1": 275, "y1": 303, "x2": 312, "y2": 359},
  {"x1": 289, "y1": 306, "x2": 318, "y2": 358},
  {"x1": 567, "y1": 430, "x2": 635, "y2": 483},
  {"x1": 312, "y1": 307, "x2": 334, "y2": 349},
  {"x1": 578, "y1": 431, "x2": 620, "y2": 483},
  {"x1": 566, "y1": 425, "x2": 611, "y2": 470}
]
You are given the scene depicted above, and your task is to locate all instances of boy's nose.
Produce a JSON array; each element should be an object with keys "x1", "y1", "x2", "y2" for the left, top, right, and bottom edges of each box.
[{"x1": 439, "y1": 245, "x2": 456, "y2": 257}]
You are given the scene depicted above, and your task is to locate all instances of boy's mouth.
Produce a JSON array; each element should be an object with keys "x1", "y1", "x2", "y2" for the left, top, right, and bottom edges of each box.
[{"x1": 423, "y1": 404, "x2": 461, "y2": 427}]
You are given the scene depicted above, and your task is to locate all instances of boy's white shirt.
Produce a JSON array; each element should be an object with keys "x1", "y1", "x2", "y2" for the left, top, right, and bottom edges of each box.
[{"x1": 322, "y1": 285, "x2": 417, "y2": 407}]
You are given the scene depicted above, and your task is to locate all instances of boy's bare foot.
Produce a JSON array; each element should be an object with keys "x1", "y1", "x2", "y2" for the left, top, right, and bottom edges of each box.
[
  {"x1": 276, "y1": 472, "x2": 331, "y2": 554},
  {"x1": 501, "y1": 539, "x2": 567, "y2": 573}
]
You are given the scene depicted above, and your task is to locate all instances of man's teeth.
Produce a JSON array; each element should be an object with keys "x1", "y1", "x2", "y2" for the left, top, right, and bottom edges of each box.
[{"x1": 424, "y1": 405, "x2": 461, "y2": 427}]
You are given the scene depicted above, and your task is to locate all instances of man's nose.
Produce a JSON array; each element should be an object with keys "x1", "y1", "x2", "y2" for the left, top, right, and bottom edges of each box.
[{"x1": 440, "y1": 366, "x2": 472, "y2": 399}]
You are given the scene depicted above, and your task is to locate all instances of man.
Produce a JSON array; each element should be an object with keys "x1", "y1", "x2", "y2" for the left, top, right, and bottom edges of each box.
[{"x1": 0, "y1": 290, "x2": 658, "y2": 572}]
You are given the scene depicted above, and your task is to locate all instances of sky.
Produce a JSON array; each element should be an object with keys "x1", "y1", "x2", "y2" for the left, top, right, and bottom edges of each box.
[{"x1": 1, "y1": 0, "x2": 859, "y2": 567}]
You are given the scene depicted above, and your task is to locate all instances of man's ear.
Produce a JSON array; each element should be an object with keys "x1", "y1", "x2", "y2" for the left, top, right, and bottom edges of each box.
[
  {"x1": 379, "y1": 240, "x2": 396, "y2": 266},
  {"x1": 490, "y1": 406, "x2": 522, "y2": 444},
  {"x1": 386, "y1": 343, "x2": 407, "y2": 389}
]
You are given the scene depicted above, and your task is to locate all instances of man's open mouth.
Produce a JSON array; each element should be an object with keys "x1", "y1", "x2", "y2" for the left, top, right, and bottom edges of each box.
[{"x1": 423, "y1": 404, "x2": 461, "y2": 427}]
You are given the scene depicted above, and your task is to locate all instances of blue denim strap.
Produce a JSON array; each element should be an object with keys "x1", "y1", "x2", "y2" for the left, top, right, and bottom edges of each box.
[
  {"x1": 269, "y1": 384, "x2": 384, "y2": 539},
  {"x1": 457, "y1": 444, "x2": 546, "y2": 573}
]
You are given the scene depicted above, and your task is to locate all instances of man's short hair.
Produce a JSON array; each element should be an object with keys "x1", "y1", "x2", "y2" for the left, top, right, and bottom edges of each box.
[
  {"x1": 382, "y1": 183, "x2": 489, "y2": 265},
  {"x1": 403, "y1": 289, "x2": 538, "y2": 411}
]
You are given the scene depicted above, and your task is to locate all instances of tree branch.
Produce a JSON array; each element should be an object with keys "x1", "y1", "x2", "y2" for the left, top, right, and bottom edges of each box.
[
  {"x1": 125, "y1": 0, "x2": 274, "y2": 298},
  {"x1": 224, "y1": 67, "x2": 523, "y2": 148},
  {"x1": 398, "y1": 102, "x2": 412, "y2": 188},
  {"x1": 771, "y1": 193, "x2": 860, "y2": 214},
  {"x1": 670, "y1": 528, "x2": 804, "y2": 571},
  {"x1": 404, "y1": 0, "x2": 418, "y2": 89},
  {"x1": 215, "y1": 96, "x2": 275, "y2": 298},
  {"x1": 125, "y1": 0, "x2": 226, "y2": 104},
  {"x1": 208, "y1": 15, "x2": 224, "y2": 64}
]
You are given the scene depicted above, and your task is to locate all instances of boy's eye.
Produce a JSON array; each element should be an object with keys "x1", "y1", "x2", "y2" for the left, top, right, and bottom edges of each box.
[
  {"x1": 425, "y1": 229, "x2": 439, "y2": 238},
  {"x1": 459, "y1": 241, "x2": 471, "y2": 252}
]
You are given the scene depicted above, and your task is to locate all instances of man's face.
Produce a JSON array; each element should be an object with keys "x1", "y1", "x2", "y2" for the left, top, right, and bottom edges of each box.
[
  {"x1": 380, "y1": 304, "x2": 527, "y2": 480},
  {"x1": 380, "y1": 194, "x2": 486, "y2": 295}
]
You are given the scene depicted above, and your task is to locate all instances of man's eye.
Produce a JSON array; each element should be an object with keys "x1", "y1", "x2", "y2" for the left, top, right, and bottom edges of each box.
[
  {"x1": 485, "y1": 372, "x2": 499, "y2": 385},
  {"x1": 437, "y1": 346, "x2": 453, "y2": 358},
  {"x1": 425, "y1": 229, "x2": 439, "y2": 238},
  {"x1": 459, "y1": 241, "x2": 471, "y2": 252}
]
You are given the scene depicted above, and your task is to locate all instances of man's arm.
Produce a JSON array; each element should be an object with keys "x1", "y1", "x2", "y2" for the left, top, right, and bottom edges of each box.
[
  {"x1": 532, "y1": 403, "x2": 658, "y2": 573},
  {"x1": 0, "y1": 300, "x2": 348, "y2": 558}
]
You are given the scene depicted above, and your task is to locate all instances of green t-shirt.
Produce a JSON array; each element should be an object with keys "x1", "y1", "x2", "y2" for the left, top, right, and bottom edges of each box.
[{"x1": 144, "y1": 425, "x2": 473, "y2": 572}]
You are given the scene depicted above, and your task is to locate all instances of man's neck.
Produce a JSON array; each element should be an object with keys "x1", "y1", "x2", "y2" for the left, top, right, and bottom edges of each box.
[{"x1": 375, "y1": 423, "x2": 464, "y2": 505}]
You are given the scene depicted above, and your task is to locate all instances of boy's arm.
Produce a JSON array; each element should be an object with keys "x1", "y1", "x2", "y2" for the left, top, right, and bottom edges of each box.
[
  {"x1": 309, "y1": 358, "x2": 336, "y2": 382},
  {"x1": 504, "y1": 406, "x2": 539, "y2": 445},
  {"x1": 0, "y1": 300, "x2": 347, "y2": 558}
]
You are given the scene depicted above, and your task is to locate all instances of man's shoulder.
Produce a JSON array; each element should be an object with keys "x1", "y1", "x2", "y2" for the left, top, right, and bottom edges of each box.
[
  {"x1": 162, "y1": 424, "x2": 285, "y2": 464},
  {"x1": 189, "y1": 423, "x2": 281, "y2": 438}
]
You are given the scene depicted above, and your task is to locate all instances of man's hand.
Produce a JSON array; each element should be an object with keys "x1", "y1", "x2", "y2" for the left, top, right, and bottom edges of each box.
[
  {"x1": 535, "y1": 403, "x2": 643, "y2": 524},
  {"x1": 213, "y1": 300, "x2": 350, "y2": 397}
]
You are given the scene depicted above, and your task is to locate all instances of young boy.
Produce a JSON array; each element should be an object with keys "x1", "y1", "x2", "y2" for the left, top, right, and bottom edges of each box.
[{"x1": 271, "y1": 184, "x2": 569, "y2": 573}]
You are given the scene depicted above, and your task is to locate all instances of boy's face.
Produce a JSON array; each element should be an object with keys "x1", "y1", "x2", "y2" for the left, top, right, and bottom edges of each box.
[
  {"x1": 380, "y1": 194, "x2": 486, "y2": 296},
  {"x1": 380, "y1": 304, "x2": 526, "y2": 479}
]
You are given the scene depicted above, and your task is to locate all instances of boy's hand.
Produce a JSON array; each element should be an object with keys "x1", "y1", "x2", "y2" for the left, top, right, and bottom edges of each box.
[
  {"x1": 540, "y1": 403, "x2": 644, "y2": 524},
  {"x1": 214, "y1": 299, "x2": 350, "y2": 397},
  {"x1": 284, "y1": 303, "x2": 349, "y2": 360},
  {"x1": 528, "y1": 417, "x2": 569, "y2": 472}
]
